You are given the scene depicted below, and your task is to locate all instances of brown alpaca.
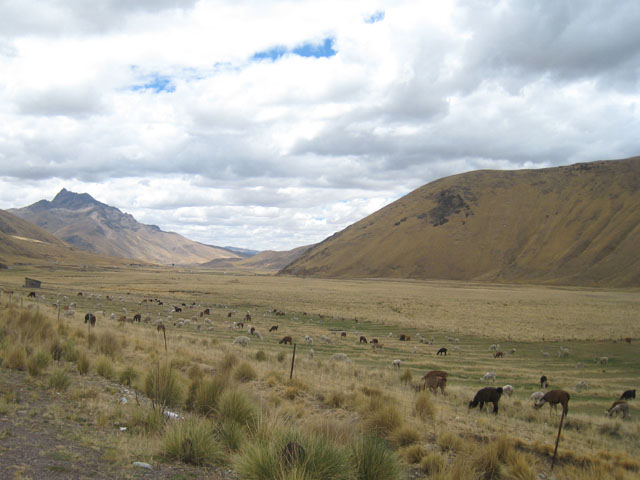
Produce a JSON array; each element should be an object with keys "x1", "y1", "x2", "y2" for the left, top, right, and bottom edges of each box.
[
  {"x1": 534, "y1": 389, "x2": 570, "y2": 415},
  {"x1": 493, "y1": 351, "x2": 504, "y2": 358},
  {"x1": 422, "y1": 370, "x2": 448, "y2": 380},
  {"x1": 359, "y1": 336, "x2": 368, "y2": 344},
  {"x1": 279, "y1": 336, "x2": 293, "y2": 345},
  {"x1": 423, "y1": 375, "x2": 447, "y2": 394}
]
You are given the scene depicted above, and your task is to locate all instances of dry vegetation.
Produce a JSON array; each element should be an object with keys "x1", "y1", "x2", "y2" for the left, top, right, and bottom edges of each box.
[{"x1": 0, "y1": 264, "x2": 639, "y2": 479}]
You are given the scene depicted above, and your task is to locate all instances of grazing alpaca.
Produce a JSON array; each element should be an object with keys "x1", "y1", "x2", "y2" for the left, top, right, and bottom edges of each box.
[
  {"x1": 133, "y1": 313, "x2": 141, "y2": 322},
  {"x1": 534, "y1": 390, "x2": 570, "y2": 415},
  {"x1": 279, "y1": 336, "x2": 293, "y2": 345},
  {"x1": 422, "y1": 370, "x2": 448, "y2": 381},
  {"x1": 437, "y1": 347, "x2": 447, "y2": 356},
  {"x1": 493, "y1": 351, "x2": 504, "y2": 358},
  {"x1": 423, "y1": 374, "x2": 447, "y2": 394},
  {"x1": 605, "y1": 400, "x2": 630, "y2": 419},
  {"x1": 369, "y1": 338, "x2": 379, "y2": 344},
  {"x1": 359, "y1": 336, "x2": 368, "y2": 344},
  {"x1": 620, "y1": 389, "x2": 636, "y2": 401},
  {"x1": 502, "y1": 385, "x2": 514, "y2": 397},
  {"x1": 469, "y1": 387, "x2": 503, "y2": 414},
  {"x1": 391, "y1": 359, "x2": 401, "y2": 370},
  {"x1": 481, "y1": 372, "x2": 497, "y2": 383},
  {"x1": 540, "y1": 375, "x2": 548, "y2": 389},
  {"x1": 269, "y1": 325, "x2": 279, "y2": 332},
  {"x1": 84, "y1": 312, "x2": 96, "y2": 327}
]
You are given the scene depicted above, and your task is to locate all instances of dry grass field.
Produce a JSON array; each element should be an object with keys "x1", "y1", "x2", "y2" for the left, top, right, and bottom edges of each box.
[{"x1": 0, "y1": 264, "x2": 639, "y2": 479}]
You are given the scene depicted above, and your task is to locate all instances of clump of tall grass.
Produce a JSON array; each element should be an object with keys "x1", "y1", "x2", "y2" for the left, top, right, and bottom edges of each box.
[
  {"x1": 27, "y1": 349, "x2": 50, "y2": 377},
  {"x1": 399, "y1": 444, "x2": 426, "y2": 464},
  {"x1": 145, "y1": 361, "x2": 183, "y2": 410},
  {"x1": 194, "y1": 374, "x2": 228, "y2": 417},
  {"x1": 504, "y1": 451, "x2": 537, "y2": 480},
  {"x1": 219, "y1": 352, "x2": 238, "y2": 372},
  {"x1": 217, "y1": 419, "x2": 247, "y2": 452},
  {"x1": 217, "y1": 388, "x2": 259, "y2": 429},
  {"x1": 389, "y1": 425, "x2": 421, "y2": 447},
  {"x1": 16, "y1": 309, "x2": 54, "y2": 342},
  {"x1": 49, "y1": 337, "x2": 64, "y2": 362},
  {"x1": 5, "y1": 345, "x2": 27, "y2": 370},
  {"x1": 234, "y1": 428, "x2": 354, "y2": 480},
  {"x1": 48, "y1": 367, "x2": 71, "y2": 392},
  {"x1": 77, "y1": 351, "x2": 90, "y2": 375},
  {"x1": 95, "y1": 355, "x2": 115, "y2": 379},
  {"x1": 234, "y1": 362, "x2": 257, "y2": 383},
  {"x1": 414, "y1": 391, "x2": 436, "y2": 420},
  {"x1": 437, "y1": 431, "x2": 466, "y2": 453},
  {"x1": 363, "y1": 396, "x2": 402, "y2": 436},
  {"x1": 118, "y1": 365, "x2": 138, "y2": 386},
  {"x1": 419, "y1": 451, "x2": 447, "y2": 475},
  {"x1": 162, "y1": 417, "x2": 224, "y2": 466},
  {"x1": 127, "y1": 406, "x2": 165, "y2": 435},
  {"x1": 352, "y1": 435, "x2": 403, "y2": 480},
  {"x1": 399, "y1": 369, "x2": 412, "y2": 384},
  {"x1": 61, "y1": 339, "x2": 78, "y2": 362},
  {"x1": 97, "y1": 331, "x2": 121, "y2": 358},
  {"x1": 255, "y1": 350, "x2": 267, "y2": 362}
]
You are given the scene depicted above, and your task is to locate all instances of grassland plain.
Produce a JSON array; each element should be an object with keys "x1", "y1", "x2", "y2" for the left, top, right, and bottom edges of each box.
[{"x1": 0, "y1": 264, "x2": 639, "y2": 479}]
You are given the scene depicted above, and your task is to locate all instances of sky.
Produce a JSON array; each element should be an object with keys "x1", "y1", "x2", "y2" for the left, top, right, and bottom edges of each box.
[{"x1": 1, "y1": 0, "x2": 639, "y2": 252}]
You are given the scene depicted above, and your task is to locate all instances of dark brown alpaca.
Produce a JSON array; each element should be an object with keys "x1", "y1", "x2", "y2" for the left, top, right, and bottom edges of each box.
[
  {"x1": 534, "y1": 389, "x2": 570, "y2": 415},
  {"x1": 469, "y1": 387, "x2": 503, "y2": 414},
  {"x1": 279, "y1": 336, "x2": 292, "y2": 345},
  {"x1": 359, "y1": 336, "x2": 368, "y2": 344},
  {"x1": 493, "y1": 351, "x2": 504, "y2": 358}
]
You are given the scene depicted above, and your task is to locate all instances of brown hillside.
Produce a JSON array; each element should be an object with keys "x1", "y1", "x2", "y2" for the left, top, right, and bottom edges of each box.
[
  {"x1": 280, "y1": 157, "x2": 640, "y2": 287},
  {"x1": 9, "y1": 189, "x2": 241, "y2": 265},
  {"x1": 0, "y1": 209, "x2": 130, "y2": 267}
]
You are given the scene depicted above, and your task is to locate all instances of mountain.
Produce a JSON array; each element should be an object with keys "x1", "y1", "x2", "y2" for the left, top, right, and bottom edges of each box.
[
  {"x1": 0, "y1": 209, "x2": 129, "y2": 267},
  {"x1": 200, "y1": 245, "x2": 311, "y2": 271},
  {"x1": 9, "y1": 189, "x2": 242, "y2": 265},
  {"x1": 280, "y1": 157, "x2": 640, "y2": 287}
]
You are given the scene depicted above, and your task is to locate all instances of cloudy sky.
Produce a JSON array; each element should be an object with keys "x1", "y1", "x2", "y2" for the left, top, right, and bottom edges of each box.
[{"x1": 1, "y1": 0, "x2": 639, "y2": 251}]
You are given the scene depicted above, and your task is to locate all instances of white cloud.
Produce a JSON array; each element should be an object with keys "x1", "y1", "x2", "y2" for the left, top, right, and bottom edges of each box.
[{"x1": 0, "y1": 0, "x2": 639, "y2": 252}]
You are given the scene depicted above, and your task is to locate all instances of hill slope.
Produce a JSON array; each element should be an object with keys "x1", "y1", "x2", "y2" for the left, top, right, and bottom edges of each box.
[
  {"x1": 200, "y1": 245, "x2": 311, "y2": 271},
  {"x1": 0, "y1": 209, "x2": 130, "y2": 267},
  {"x1": 280, "y1": 157, "x2": 640, "y2": 287},
  {"x1": 9, "y1": 189, "x2": 241, "y2": 265}
]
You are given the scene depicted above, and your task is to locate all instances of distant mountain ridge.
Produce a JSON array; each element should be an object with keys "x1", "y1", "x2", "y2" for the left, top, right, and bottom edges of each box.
[
  {"x1": 280, "y1": 157, "x2": 640, "y2": 287},
  {"x1": 9, "y1": 189, "x2": 241, "y2": 265}
]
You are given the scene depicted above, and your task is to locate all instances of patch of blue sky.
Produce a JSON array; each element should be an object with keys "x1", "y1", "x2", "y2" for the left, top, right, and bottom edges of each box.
[
  {"x1": 130, "y1": 74, "x2": 175, "y2": 93},
  {"x1": 251, "y1": 37, "x2": 336, "y2": 62},
  {"x1": 365, "y1": 11, "x2": 385, "y2": 23}
]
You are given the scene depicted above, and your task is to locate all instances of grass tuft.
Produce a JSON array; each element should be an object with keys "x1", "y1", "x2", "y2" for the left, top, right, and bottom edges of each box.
[
  {"x1": 144, "y1": 361, "x2": 183, "y2": 409},
  {"x1": 352, "y1": 435, "x2": 403, "y2": 480},
  {"x1": 234, "y1": 362, "x2": 257, "y2": 383},
  {"x1": 194, "y1": 374, "x2": 228, "y2": 417},
  {"x1": 48, "y1": 368, "x2": 71, "y2": 392},
  {"x1": 27, "y1": 349, "x2": 51, "y2": 377},
  {"x1": 95, "y1": 355, "x2": 115, "y2": 379},
  {"x1": 162, "y1": 417, "x2": 224, "y2": 466}
]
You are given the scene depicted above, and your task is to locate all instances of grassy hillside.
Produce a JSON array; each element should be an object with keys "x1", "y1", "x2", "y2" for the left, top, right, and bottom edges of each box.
[
  {"x1": 281, "y1": 157, "x2": 640, "y2": 287},
  {"x1": 200, "y1": 245, "x2": 311, "y2": 271}
]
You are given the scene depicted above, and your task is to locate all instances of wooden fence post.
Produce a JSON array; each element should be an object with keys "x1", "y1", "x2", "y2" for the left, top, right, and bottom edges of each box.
[
  {"x1": 551, "y1": 409, "x2": 566, "y2": 471},
  {"x1": 289, "y1": 344, "x2": 297, "y2": 380}
]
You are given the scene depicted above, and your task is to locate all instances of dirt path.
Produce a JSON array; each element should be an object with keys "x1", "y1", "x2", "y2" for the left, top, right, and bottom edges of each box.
[{"x1": 0, "y1": 368, "x2": 235, "y2": 480}]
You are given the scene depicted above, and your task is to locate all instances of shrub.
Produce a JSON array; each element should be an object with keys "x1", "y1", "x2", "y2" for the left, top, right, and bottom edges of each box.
[
  {"x1": 414, "y1": 392, "x2": 436, "y2": 421},
  {"x1": 97, "y1": 331, "x2": 121, "y2": 358},
  {"x1": 6, "y1": 345, "x2": 27, "y2": 370},
  {"x1": 77, "y1": 352, "x2": 90, "y2": 375},
  {"x1": 194, "y1": 374, "x2": 228, "y2": 417},
  {"x1": 325, "y1": 391, "x2": 347, "y2": 408},
  {"x1": 27, "y1": 349, "x2": 50, "y2": 377},
  {"x1": 49, "y1": 368, "x2": 71, "y2": 392},
  {"x1": 217, "y1": 388, "x2": 258, "y2": 428},
  {"x1": 119, "y1": 365, "x2": 138, "y2": 386},
  {"x1": 255, "y1": 350, "x2": 267, "y2": 362},
  {"x1": 234, "y1": 362, "x2": 257, "y2": 383},
  {"x1": 352, "y1": 435, "x2": 403, "y2": 480},
  {"x1": 276, "y1": 351, "x2": 286, "y2": 362},
  {"x1": 49, "y1": 338, "x2": 64, "y2": 362},
  {"x1": 162, "y1": 417, "x2": 223, "y2": 466},
  {"x1": 505, "y1": 452, "x2": 537, "y2": 480},
  {"x1": 420, "y1": 451, "x2": 446, "y2": 475},
  {"x1": 95, "y1": 355, "x2": 115, "y2": 379},
  {"x1": 145, "y1": 362, "x2": 183, "y2": 410}
]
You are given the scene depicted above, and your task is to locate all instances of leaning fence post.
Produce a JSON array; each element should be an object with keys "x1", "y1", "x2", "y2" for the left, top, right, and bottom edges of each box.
[
  {"x1": 289, "y1": 343, "x2": 297, "y2": 380},
  {"x1": 551, "y1": 408, "x2": 567, "y2": 471}
]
